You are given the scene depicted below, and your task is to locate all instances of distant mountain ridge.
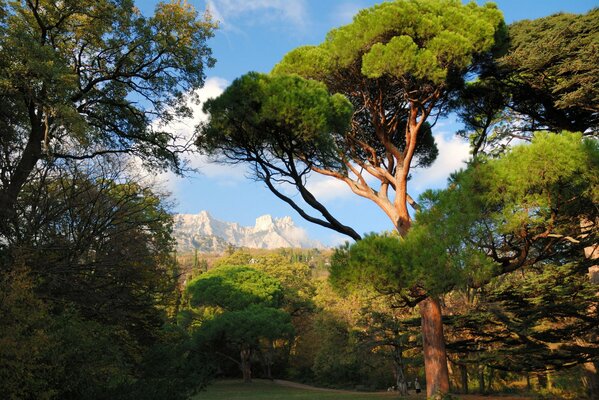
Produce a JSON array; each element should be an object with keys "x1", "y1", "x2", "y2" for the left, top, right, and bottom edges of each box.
[{"x1": 173, "y1": 211, "x2": 324, "y2": 253}]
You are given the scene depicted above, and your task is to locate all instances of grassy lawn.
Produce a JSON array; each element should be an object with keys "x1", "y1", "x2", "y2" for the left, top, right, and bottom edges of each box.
[{"x1": 193, "y1": 380, "x2": 408, "y2": 400}]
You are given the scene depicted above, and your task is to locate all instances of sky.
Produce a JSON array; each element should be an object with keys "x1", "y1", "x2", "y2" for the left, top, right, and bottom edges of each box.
[{"x1": 138, "y1": 0, "x2": 596, "y2": 246}]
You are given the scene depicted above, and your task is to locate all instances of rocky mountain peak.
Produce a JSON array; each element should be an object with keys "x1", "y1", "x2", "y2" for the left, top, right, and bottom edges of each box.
[
  {"x1": 254, "y1": 214, "x2": 274, "y2": 231},
  {"x1": 173, "y1": 211, "x2": 324, "y2": 253}
]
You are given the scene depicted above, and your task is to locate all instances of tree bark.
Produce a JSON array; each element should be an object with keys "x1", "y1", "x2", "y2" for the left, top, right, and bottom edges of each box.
[
  {"x1": 419, "y1": 296, "x2": 450, "y2": 397},
  {"x1": 460, "y1": 363, "x2": 469, "y2": 394},
  {"x1": 393, "y1": 346, "x2": 408, "y2": 396},
  {"x1": 240, "y1": 347, "x2": 252, "y2": 383},
  {"x1": 537, "y1": 371, "x2": 548, "y2": 389},
  {"x1": 478, "y1": 364, "x2": 485, "y2": 393},
  {"x1": 0, "y1": 123, "x2": 43, "y2": 224},
  {"x1": 584, "y1": 361, "x2": 599, "y2": 400}
]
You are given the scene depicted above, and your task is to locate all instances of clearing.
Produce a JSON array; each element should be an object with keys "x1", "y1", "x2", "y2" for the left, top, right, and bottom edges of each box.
[{"x1": 193, "y1": 379, "x2": 533, "y2": 400}]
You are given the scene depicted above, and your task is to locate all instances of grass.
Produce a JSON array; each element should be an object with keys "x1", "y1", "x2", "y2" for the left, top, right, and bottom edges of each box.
[{"x1": 193, "y1": 380, "x2": 408, "y2": 400}]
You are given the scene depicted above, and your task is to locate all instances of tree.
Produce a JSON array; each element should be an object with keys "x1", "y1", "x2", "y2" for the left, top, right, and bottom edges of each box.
[
  {"x1": 404, "y1": 132, "x2": 597, "y2": 393},
  {"x1": 194, "y1": 304, "x2": 294, "y2": 382},
  {"x1": 197, "y1": 1, "x2": 505, "y2": 395},
  {"x1": 4, "y1": 161, "x2": 179, "y2": 341},
  {"x1": 456, "y1": 8, "x2": 598, "y2": 156},
  {"x1": 0, "y1": 158, "x2": 212, "y2": 399},
  {"x1": 198, "y1": 72, "x2": 359, "y2": 239},
  {"x1": 186, "y1": 265, "x2": 294, "y2": 382},
  {"x1": 0, "y1": 0, "x2": 216, "y2": 222}
]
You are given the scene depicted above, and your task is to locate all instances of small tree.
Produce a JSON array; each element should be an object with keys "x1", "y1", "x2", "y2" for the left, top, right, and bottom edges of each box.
[{"x1": 187, "y1": 265, "x2": 294, "y2": 382}]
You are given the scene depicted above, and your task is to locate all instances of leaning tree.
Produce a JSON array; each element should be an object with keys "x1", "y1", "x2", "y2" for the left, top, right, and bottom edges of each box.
[{"x1": 197, "y1": 0, "x2": 505, "y2": 395}]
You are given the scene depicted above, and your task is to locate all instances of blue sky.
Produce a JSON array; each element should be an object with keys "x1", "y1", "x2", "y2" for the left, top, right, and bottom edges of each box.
[{"x1": 140, "y1": 0, "x2": 597, "y2": 246}]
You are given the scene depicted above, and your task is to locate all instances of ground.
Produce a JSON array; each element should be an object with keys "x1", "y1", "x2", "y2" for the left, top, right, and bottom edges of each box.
[{"x1": 194, "y1": 379, "x2": 534, "y2": 400}]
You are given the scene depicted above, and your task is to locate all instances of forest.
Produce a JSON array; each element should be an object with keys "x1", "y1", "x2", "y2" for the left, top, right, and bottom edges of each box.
[{"x1": 0, "y1": 0, "x2": 597, "y2": 399}]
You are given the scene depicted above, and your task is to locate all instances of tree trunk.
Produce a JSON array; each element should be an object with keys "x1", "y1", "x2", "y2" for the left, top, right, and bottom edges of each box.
[
  {"x1": 0, "y1": 118, "x2": 43, "y2": 225},
  {"x1": 537, "y1": 371, "x2": 548, "y2": 389},
  {"x1": 240, "y1": 347, "x2": 252, "y2": 383},
  {"x1": 584, "y1": 361, "x2": 599, "y2": 400},
  {"x1": 478, "y1": 364, "x2": 485, "y2": 393},
  {"x1": 487, "y1": 367, "x2": 495, "y2": 392},
  {"x1": 419, "y1": 296, "x2": 450, "y2": 397},
  {"x1": 460, "y1": 363, "x2": 468, "y2": 394},
  {"x1": 393, "y1": 347, "x2": 408, "y2": 396}
]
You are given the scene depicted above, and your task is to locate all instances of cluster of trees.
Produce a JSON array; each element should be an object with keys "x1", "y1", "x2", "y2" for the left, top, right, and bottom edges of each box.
[
  {"x1": 178, "y1": 249, "x2": 422, "y2": 391},
  {"x1": 197, "y1": 1, "x2": 598, "y2": 398},
  {"x1": 0, "y1": 1, "x2": 216, "y2": 398}
]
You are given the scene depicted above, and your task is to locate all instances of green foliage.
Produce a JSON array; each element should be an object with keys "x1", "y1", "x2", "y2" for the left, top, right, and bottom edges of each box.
[
  {"x1": 310, "y1": 315, "x2": 363, "y2": 387},
  {"x1": 195, "y1": 304, "x2": 294, "y2": 348},
  {"x1": 455, "y1": 8, "x2": 598, "y2": 155},
  {"x1": 410, "y1": 132, "x2": 598, "y2": 374},
  {"x1": 119, "y1": 325, "x2": 213, "y2": 400},
  {"x1": 414, "y1": 131, "x2": 596, "y2": 286},
  {"x1": 330, "y1": 229, "x2": 486, "y2": 298},
  {"x1": 186, "y1": 263, "x2": 294, "y2": 381},
  {"x1": 0, "y1": 0, "x2": 216, "y2": 220},
  {"x1": 274, "y1": 0, "x2": 504, "y2": 86},
  {"x1": 502, "y1": 9, "x2": 599, "y2": 119},
  {"x1": 9, "y1": 165, "x2": 179, "y2": 339},
  {"x1": 0, "y1": 0, "x2": 215, "y2": 157},
  {"x1": 214, "y1": 250, "x2": 316, "y2": 311},
  {"x1": 187, "y1": 265, "x2": 284, "y2": 310},
  {"x1": 0, "y1": 162, "x2": 210, "y2": 399},
  {"x1": 0, "y1": 268, "x2": 132, "y2": 399},
  {"x1": 198, "y1": 72, "x2": 352, "y2": 172}
]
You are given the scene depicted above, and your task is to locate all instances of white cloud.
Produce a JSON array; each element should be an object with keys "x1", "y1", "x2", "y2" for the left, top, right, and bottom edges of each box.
[
  {"x1": 269, "y1": 132, "x2": 470, "y2": 206},
  {"x1": 410, "y1": 133, "x2": 471, "y2": 191},
  {"x1": 305, "y1": 175, "x2": 353, "y2": 201},
  {"x1": 152, "y1": 76, "x2": 251, "y2": 194},
  {"x1": 207, "y1": 0, "x2": 308, "y2": 31}
]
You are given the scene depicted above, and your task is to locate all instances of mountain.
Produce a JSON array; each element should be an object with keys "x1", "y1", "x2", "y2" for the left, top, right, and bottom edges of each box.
[{"x1": 173, "y1": 211, "x2": 325, "y2": 253}]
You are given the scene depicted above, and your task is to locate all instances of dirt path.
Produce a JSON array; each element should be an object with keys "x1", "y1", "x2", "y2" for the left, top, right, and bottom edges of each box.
[
  {"x1": 272, "y1": 379, "x2": 532, "y2": 399},
  {"x1": 272, "y1": 380, "x2": 372, "y2": 394}
]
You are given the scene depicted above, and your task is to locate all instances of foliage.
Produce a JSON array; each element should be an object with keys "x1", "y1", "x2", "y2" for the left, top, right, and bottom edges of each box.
[
  {"x1": 412, "y1": 132, "x2": 598, "y2": 371},
  {"x1": 213, "y1": 250, "x2": 316, "y2": 313},
  {"x1": 456, "y1": 8, "x2": 598, "y2": 156},
  {"x1": 195, "y1": 304, "x2": 294, "y2": 350},
  {"x1": 5, "y1": 163, "x2": 179, "y2": 339},
  {"x1": 0, "y1": 0, "x2": 216, "y2": 218},
  {"x1": 274, "y1": 0, "x2": 503, "y2": 84},
  {"x1": 0, "y1": 268, "x2": 131, "y2": 399},
  {"x1": 0, "y1": 162, "x2": 210, "y2": 399},
  {"x1": 187, "y1": 264, "x2": 294, "y2": 381},
  {"x1": 199, "y1": 0, "x2": 505, "y2": 240},
  {"x1": 119, "y1": 325, "x2": 213, "y2": 400},
  {"x1": 501, "y1": 9, "x2": 598, "y2": 128},
  {"x1": 186, "y1": 265, "x2": 284, "y2": 311},
  {"x1": 197, "y1": 72, "x2": 359, "y2": 239},
  {"x1": 450, "y1": 263, "x2": 599, "y2": 372}
]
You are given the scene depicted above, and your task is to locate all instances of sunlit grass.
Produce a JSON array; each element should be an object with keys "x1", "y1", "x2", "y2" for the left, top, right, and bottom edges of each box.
[{"x1": 193, "y1": 380, "x2": 408, "y2": 400}]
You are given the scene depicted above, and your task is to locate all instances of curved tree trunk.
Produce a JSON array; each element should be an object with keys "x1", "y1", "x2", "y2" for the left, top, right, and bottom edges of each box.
[{"x1": 419, "y1": 296, "x2": 450, "y2": 397}]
